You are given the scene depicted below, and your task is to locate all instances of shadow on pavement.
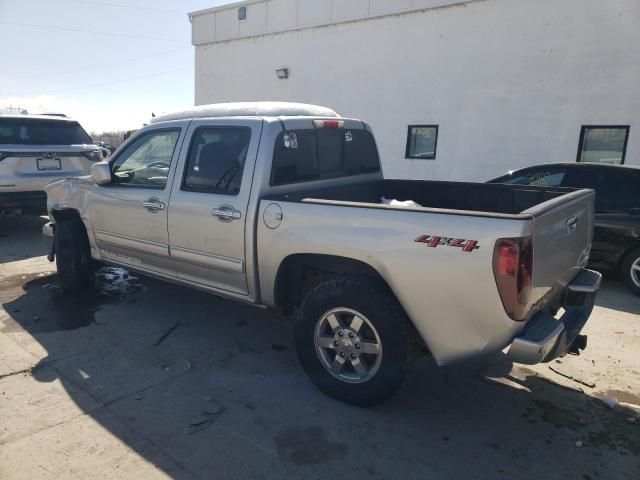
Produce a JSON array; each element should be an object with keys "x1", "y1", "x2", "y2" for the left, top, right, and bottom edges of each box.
[
  {"x1": 594, "y1": 274, "x2": 640, "y2": 315},
  {"x1": 1, "y1": 269, "x2": 638, "y2": 480},
  {"x1": 0, "y1": 214, "x2": 50, "y2": 263}
]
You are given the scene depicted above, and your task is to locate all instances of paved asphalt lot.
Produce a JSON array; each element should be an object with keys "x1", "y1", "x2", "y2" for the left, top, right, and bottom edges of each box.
[{"x1": 0, "y1": 215, "x2": 639, "y2": 480}]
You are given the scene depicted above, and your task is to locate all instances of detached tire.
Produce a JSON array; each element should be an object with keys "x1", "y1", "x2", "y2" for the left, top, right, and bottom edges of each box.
[
  {"x1": 55, "y1": 221, "x2": 93, "y2": 292},
  {"x1": 620, "y1": 246, "x2": 640, "y2": 296},
  {"x1": 294, "y1": 277, "x2": 414, "y2": 406}
]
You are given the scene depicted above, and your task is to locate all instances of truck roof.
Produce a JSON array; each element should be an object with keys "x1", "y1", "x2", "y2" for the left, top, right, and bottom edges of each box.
[
  {"x1": 150, "y1": 102, "x2": 340, "y2": 123},
  {"x1": 0, "y1": 113, "x2": 77, "y2": 122}
]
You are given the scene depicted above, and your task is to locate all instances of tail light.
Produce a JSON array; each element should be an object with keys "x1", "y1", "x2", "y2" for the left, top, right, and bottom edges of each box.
[
  {"x1": 313, "y1": 119, "x2": 344, "y2": 129},
  {"x1": 492, "y1": 237, "x2": 533, "y2": 321}
]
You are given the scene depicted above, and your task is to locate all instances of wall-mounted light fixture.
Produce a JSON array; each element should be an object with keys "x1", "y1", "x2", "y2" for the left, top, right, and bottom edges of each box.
[{"x1": 276, "y1": 68, "x2": 289, "y2": 79}]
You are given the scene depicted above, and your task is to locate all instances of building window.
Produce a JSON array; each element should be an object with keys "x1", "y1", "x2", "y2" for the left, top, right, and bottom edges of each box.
[
  {"x1": 406, "y1": 125, "x2": 438, "y2": 159},
  {"x1": 238, "y1": 6, "x2": 247, "y2": 21},
  {"x1": 577, "y1": 126, "x2": 629, "y2": 164}
]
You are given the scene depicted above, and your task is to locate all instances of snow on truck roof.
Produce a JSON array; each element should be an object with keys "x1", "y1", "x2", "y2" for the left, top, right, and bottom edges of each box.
[{"x1": 151, "y1": 102, "x2": 340, "y2": 123}]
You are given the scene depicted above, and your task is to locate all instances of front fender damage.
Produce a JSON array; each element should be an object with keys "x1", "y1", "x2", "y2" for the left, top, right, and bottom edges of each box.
[{"x1": 45, "y1": 176, "x2": 93, "y2": 221}]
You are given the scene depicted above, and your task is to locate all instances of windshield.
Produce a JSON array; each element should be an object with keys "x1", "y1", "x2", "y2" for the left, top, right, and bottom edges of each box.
[{"x1": 0, "y1": 118, "x2": 93, "y2": 145}]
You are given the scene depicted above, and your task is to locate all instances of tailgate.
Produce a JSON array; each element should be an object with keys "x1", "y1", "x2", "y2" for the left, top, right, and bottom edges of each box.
[
  {"x1": 0, "y1": 147, "x2": 97, "y2": 191},
  {"x1": 525, "y1": 189, "x2": 595, "y2": 317}
]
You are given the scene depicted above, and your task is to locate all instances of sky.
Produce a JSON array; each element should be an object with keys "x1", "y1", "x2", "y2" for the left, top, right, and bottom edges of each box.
[{"x1": 0, "y1": 0, "x2": 229, "y2": 133}]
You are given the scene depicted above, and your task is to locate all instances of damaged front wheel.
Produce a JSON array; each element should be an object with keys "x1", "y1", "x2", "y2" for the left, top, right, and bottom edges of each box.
[{"x1": 54, "y1": 221, "x2": 93, "y2": 292}]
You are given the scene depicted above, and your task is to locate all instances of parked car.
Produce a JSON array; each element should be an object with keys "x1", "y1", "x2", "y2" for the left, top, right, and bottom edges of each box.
[
  {"x1": 0, "y1": 114, "x2": 103, "y2": 214},
  {"x1": 94, "y1": 141, "x2": 115, "y2": 154},
  {"x1": 43, "y1": 102, "x2": 601, "y2": 406},
  {"x1": 489, "y1": 163, "x2": 640, "y2": 295}
]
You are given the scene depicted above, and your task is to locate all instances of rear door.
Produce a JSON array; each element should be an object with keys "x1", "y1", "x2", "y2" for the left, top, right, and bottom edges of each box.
[
  {"x1": 167, "y1": 118, "x2": 262, "y2": 295},
  {"x1": 89, "y1": 122, "x2": 188, "y2": 277}
]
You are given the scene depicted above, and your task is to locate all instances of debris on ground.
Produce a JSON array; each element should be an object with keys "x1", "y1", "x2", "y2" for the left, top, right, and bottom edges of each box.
[
  {"x1": 183, "y1": 403, "x2": 226, "y2": 434},
  {"x1": 548, "y1": 366, "x2": 596, "y2": 388},
  {"x1": 182, "y1": 359, "x2": 192, "y2": 371},
  {"x1": 574, "y1": 440, "x2": 584, "y2": 448},
  {"x1": 153, "y1": 321, "x2": 182, "y2": 347}
]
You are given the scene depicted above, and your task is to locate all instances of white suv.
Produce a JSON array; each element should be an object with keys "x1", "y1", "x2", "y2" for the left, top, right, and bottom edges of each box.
[{"x1": 0, "y1": 114, "x2": 102, "y2": 214}]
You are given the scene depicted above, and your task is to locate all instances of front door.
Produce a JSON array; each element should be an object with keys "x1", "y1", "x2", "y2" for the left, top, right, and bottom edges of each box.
[
  {"x1": 168, "y1": 119, "x2": 262, "y2": 295},
  {"x1": 90, "y1": 122, "x2": 188, "y2": 277}
]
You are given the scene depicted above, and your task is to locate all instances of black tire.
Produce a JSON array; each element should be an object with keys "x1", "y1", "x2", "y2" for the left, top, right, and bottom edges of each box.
[
  {"x1": 54, "y1": 221, "x2": 93, "y2": 292},
  {"x1": 620, "y1": 246, "x2": 640, "y2": 296},
  {"x1": 294, "y1": 277, "x2": 414, "y2": 406}
]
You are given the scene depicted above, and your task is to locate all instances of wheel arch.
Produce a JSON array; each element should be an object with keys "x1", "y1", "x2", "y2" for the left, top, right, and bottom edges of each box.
[
  {"x1": 274, "y1": 253, "x2": 390, "y2": 313},
  {"x1": 50, "y1": 207, "x2": 83, "y2": 224},
  {"x1": 50, "y1": 208, "x2": 92, "y2": 248}
]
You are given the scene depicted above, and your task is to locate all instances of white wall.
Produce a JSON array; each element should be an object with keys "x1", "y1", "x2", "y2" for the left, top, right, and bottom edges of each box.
[{"x1": 192, "y1": 0, "x2": 640, "y2": 181}]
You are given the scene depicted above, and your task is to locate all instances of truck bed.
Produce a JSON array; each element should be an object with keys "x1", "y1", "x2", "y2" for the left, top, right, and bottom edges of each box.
[
  {"x1": 259, "y1": 178, "x2": 594, "y2": 365},
  {"x1": 268, "y1": 179, "x2": 575, "y2": 216}
]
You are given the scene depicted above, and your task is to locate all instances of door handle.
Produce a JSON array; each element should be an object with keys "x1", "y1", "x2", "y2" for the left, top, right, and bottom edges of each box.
[
  {"x1": 143, "y1": 197, "x2": 165, "y2": 213},
  {"x1": 212, "y1": 205, "x2": 241, "y2": 222}
]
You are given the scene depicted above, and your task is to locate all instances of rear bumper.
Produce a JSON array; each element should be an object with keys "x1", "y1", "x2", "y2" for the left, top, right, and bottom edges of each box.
[
  {"x1": 507, "y1": 269, "x2": 602, "y2": 365},
  {"x1": 0, "y1": 191, "x2": 47, "y2": 214}
]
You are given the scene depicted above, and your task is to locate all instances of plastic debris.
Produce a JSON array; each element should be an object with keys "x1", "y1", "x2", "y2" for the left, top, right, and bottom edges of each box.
[
  {"x1": 574, "y1": 440, "x2": 584, "y2": 448},
  {"x1": 182, "y1": 359, "x2": 192, "y2": 371}
]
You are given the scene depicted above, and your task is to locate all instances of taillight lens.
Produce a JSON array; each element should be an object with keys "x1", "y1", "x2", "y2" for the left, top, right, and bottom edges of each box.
[{"x1": 492, "y1": 237, "x2": 533, "y2": 321}]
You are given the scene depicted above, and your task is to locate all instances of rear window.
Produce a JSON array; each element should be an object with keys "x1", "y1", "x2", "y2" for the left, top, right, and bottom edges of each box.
[
  {"x1": 497, "y1": 168, "x2": 567, "y2": 187},
  {"x1": 0, "y1": 118, "x2": 93, "y2": 145},
  {"x1": 271, "y1": 129, "x2": 380, "y2": 186}
]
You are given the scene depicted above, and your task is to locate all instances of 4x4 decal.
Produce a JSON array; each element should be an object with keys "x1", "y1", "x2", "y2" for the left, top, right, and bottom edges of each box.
[{"x1": 415, "y1": 235, "x2": 479, "y2": 252}]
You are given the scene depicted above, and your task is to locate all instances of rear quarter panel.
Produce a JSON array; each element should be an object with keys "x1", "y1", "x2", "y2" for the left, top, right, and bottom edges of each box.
[{"x1": 257, "y1": 200, "x2": 534, "y2": 365}]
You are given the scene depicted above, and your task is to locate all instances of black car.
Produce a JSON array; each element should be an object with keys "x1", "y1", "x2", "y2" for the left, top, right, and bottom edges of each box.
[{"x1": 489, "y1": 163, "x2": 640, "y2": 295}]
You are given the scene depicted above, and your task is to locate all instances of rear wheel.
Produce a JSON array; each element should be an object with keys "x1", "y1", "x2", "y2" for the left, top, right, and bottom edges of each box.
[
  {"x1": 54, "y1": 221, "x2": 93, "y2": 292},
  {"x1": 294, "y1": 277, "x2": 414, "y2": 406},
  {"x1": 620, "y1": 246, "x2": 640, "y2": 296}
]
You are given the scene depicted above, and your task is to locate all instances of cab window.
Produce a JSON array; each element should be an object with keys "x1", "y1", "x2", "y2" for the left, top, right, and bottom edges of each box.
[
  {"x1": 182, "y1": 127, "x2": 251, "y2": 195},
  {"x1": 271, "y1": 129, "x2": 380, "y2": 186},
  {"x1": 110, "y1": 129, "x2": 180, "y2": 188}
]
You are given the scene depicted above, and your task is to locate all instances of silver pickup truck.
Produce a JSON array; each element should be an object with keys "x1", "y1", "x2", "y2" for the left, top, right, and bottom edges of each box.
[{"x1": 44, "y1": 102, "x2": 601, "y2": 406}]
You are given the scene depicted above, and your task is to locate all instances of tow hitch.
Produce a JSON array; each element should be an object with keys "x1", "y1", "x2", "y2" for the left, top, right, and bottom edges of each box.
[{"x1": 569, "y1": 335, "x2": 588, "y2": 355}]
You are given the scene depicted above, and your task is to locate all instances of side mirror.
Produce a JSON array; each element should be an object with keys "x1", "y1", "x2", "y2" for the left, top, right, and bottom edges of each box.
[{"x1": 91, "y1": 161, "x2": 112, "y2": 185}]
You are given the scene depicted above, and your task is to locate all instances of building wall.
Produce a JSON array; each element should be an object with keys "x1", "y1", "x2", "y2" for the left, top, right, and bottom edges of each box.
[{"x1": 192, "y1": 0, "x2": 640, "y2": 181}]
